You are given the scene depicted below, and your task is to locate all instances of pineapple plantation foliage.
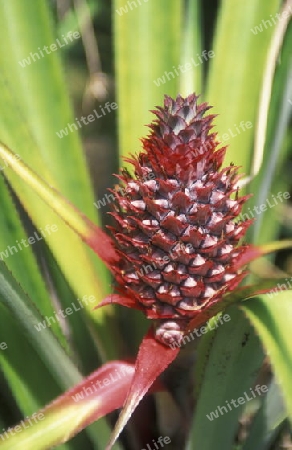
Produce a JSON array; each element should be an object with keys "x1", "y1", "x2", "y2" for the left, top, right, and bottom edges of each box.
[{"x1": 0, "y1": 1, "x2": 291, "y2": 450}]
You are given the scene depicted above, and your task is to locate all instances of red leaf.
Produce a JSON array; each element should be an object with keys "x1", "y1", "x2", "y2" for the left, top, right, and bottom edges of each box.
[
  {"x1": 94, "y1": 294, "x2": 144, "y2": 312},
  {"x1": 48, "y1": 361, "x2": 135, "y2": 418},
  {"x1": 84, "y1": 216, "x2": 120, "y2": 266},
  {"x1": 106, "y1": 328, "x2": 180, "y2": 449},
  {"x1": 233, "y1": 245, "x2": 263, "y2": 270},
  {"x1": 26, "y1": 360, "x2": 165, "y2": 447}
]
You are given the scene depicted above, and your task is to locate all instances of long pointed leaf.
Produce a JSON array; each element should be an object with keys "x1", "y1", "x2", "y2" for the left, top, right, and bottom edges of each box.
[
  {"x1": 0, "y1": 260, "x2": 80, "y2": 388},
  {"x1": 242, "y1": 291, "x2": 292, "y2": 421},
  {"x1": 0, "y1": 142, "x2": 118, "y2": 266},
  {"x1": 242, "y1": 378, "x2": 286, "y2": 450},
  {"x1": 106, "y1": 328, "x2": 180, "y2": 449}
]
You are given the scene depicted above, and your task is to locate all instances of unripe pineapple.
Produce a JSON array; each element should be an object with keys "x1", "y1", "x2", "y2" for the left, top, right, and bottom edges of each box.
[{"x1": 108, "y1": 94, "x2": 252, "y2": 346}]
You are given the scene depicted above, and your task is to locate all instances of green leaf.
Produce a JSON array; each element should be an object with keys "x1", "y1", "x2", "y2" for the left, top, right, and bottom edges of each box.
[
  {"x1": 188, "y1": 306, "x2": 264, "y2": 450},
  {"x1": 179, "y1": 0, "x2": 202, "y2": 95},
  {"x1": 0, "y1": 260, "x2": 80, "y2": 389},
  {"x1": 39, "y1": 242, "x2": 103, "y2": 374},
  {"x1": 206, "y1": 0, "x2": 281, "y2": 172},
  {"x1": 242, "y1": 291, "x2": 292, "y2": 421},
  {"x1": 246, "y1": 21, "x2": 292, "y2": 245},
  {"x1": 114, "y1": 0, "x2": 183, "y2": 163},
  {"x1": 0, "y1": 302, "x2": 64, "y2": 415},
  {"x1": 242, "y1": 379, "x2": 286, "y2": 450},
  {"x1": 0, "y1": 175, "x2": 65, "y2": 346}
]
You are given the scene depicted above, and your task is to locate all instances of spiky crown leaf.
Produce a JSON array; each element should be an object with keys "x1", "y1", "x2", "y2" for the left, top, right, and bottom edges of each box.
[{"x1": 109, "y1": 94, "x2": 252, "y2": 346}]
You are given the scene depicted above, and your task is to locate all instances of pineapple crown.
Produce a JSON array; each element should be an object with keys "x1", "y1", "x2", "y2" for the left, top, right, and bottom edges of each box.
[{"x1": 108, "y1": 94, "x2": 252, "y2": 346}]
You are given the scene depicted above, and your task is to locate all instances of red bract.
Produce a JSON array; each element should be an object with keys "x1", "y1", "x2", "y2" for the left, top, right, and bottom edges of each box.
[
  {"x1": 105, "y1": 329, "x2": 180, "y2": 450},
  {"x1": 100, "y1": 94, "x2": 253, "y2": 347}
]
